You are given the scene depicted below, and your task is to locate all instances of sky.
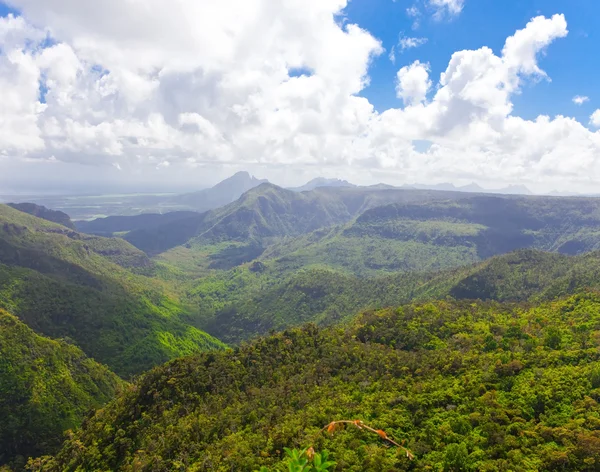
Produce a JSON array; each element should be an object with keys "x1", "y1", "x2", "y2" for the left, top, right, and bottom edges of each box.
[{"x1": 0, "y1": 0, "x2": 599, "y2": 194}]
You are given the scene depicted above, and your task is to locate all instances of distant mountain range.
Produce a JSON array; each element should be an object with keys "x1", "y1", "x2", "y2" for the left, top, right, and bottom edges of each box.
[
  {"x1": 406, "y1": 182, "x2": 533, "y2": 195},
  {"x1": 288, "y1": 177, "x2": 356, "y2": 192},
  {"x1": 288, "y1": 177, "x2": 532, "y2": 196},
  {"x1": 2, "y1": 173, "x2": 537, "y2": 222},
  {"x1": 9, "y1": 172, "x2": 600, "y2": 471}
]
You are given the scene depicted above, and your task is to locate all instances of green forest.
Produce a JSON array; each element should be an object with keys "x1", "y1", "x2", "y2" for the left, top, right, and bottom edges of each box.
[
  {"x1": 28, "y1": 294, "x2": 600, "y2": 471},
  {"x1": 4, "y1": 183, "x2": 600, "y2": 471}
]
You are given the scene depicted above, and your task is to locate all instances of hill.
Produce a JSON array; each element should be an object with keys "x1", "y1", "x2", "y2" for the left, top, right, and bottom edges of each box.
[
  {"x1": 0, "y1": 204, "x2": 225, "y2": 376},
  {"x1": 0, "y1": 308, "x2": 123, "y2": 469},
  {"x1": 31, "y1": 293, "x2": 600, "y2": 471},
  {"x1": 7, "y1": 203, "x2": 75, "y2": 229}
]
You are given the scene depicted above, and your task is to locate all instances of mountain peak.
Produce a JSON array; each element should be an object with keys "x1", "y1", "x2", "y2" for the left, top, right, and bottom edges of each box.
[{"x1": 170, "y1": 172, "x2": 269, "y2": 211}]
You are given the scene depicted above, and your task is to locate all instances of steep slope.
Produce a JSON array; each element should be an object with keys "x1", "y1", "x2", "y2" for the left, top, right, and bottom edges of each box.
[
  {"x1": 263, "y1": 194, "x2": 600, "y2": 276},
  {"x1": 32, "y1": 293, "x2": 600, "y2": 471},
  {"x1": 169, "y1": 171, "x2": 269, "y2": 211},
  {"x1": 7, "y1": 203, "x2": 75, "y2": 229},
  {"x1": 0, "y1": 204, "x2": 225, "y2": 376},
  {"x1": 0, "y1": 308, "x2": 123, "y2": 468},
  {"x1": 126, "y1": 183, "x2": 354, "y2": 256},
  {"x1": 131, "y1": 184, "x2": 473, "y2": 258}
]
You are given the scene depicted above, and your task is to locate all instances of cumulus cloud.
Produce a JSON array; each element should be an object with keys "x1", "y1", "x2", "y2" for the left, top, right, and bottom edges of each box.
[
  {"x1": 573, "y1": 95, "x2": 589, "y2": 105},
  {"x1": 591, "y1": 110, "x2": 600, "y2": 128},
  {"x1": 0, "y1": 4, "x2": 596, "y2": 192},
  {"x1": 396, "y1": 61, "x2": 431, "y2": 105}
]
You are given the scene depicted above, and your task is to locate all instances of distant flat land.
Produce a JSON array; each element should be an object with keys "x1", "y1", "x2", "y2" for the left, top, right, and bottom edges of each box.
[{"x1": 0, "y1": 193, "x2": 182, "y2": 220}]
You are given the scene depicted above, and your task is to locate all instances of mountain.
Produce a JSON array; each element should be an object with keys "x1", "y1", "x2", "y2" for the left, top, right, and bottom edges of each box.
[
  {"x1": 7, "y1": 203, "x2": 75, "y2": 229},
  {"x1": 497, "y1": 184, "x2": 533, "y2": 195},
  {"x1": 169, "y1": 171, "x2": 269, "y2": 212},
  {"x1": 458, "y1": 182, "x2": 486, "y2": 193},
  {"x1": 31, "y1": 292, "x2": 600, "y2": 471},
  {"x1": 260, "y1": 194, "x2": 600, "y2": 277},
  {"x1": 0, "y1": 204, "x2": 225, "y2": 376},
  {"x1": 0, "y1": 308, "x2": 123, "y2": 468},
  {"x1": 289, "y1": 177, "x2": 356, "y2": 192},
  {"x1": 122, "y1": 184, "x2": 478, "y2": 256},
  {"x1": 410, "y1": 182, "x2": 533, "y2": 195}
]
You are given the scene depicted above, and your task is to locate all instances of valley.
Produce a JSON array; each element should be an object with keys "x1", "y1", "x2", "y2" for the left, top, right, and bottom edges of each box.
[
  {"x1": 3, "y1": 175, "x2": 600, "y2": 470},
  {"x1": 4, "y1": 2, "x2": 600, "y2": 470}
]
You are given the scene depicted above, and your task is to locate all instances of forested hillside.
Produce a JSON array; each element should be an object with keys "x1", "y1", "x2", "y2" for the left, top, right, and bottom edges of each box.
[
  {"x1": 0, "y1": 308, "x2": 123, "y2": 469},
  {"x1": 7, "y1": 203, "x2": 75, "y2": 229},
  {"x1": 9, "y1": 184, "x2": 600, "y2": 471},
  {"x1": 83, "y1": 184, "x2": 470, "y2": 256},
  {"x1": 261, "y1": 195, "x2": 600, "y2": 276},
  {"x1": 79, "y1": 185, "x2": 600, "y2": 283},
  {"x1": 0, "y1": 205, "x2": 225, "y2": 376},
  {"x1": 31, "y1": 293, "x2": 600, "y2": 471},
  {"x1": 187, "y1": 249, "x2": 600, "y2": 344}
]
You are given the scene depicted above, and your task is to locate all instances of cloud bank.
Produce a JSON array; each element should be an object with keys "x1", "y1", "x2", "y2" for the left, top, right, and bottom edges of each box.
[{"x1": 0, "y1": 2, "x2": 597, "y2": 192}]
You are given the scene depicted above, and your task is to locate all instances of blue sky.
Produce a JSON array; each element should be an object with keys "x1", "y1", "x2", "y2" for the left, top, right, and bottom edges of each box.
[
  {"x1": 2, "y1": 0, "x2": 594, "y2": 121},
  {"x1": 0, "y1": 0, "x2": 599, "y2": 194},
  {"x1": 344, "y1": 0, "x2": 597, "y2": 123}
]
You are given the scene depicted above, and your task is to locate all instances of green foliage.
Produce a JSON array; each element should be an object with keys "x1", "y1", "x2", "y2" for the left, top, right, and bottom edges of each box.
[
  {"x1": 258, "y1": 448, "x2": 336, "y2": 472},
  {"x1": 261, "y1": 195, "x2": 600, "y2": 277},
  {"x1": 0, "y1": 204, "x2": 225, "y2": 376},
  {"x1": 0, "y1": 308, "x2": 124, "y2": 469},
  {"x1": 7, "y1": 203, "x2": 75, "y2": 230},
  {"x1": 30, "y1": 292, "x2": 600, "y2": 471},
  {"x1": 182, "y1": 249, "x2": 600, "y2": 345}
]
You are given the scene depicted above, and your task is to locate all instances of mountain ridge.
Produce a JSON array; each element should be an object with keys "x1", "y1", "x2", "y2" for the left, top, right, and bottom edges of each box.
[{"x1": 0, "y1": 204, "x2": 226, "y2": 376}]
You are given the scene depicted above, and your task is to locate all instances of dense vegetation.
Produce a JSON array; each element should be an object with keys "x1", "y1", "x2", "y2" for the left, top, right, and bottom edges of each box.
[
  {"x1": 7, "y1": 203, "x2": 75, "y2": 229},
  {"x1": 31, "y1": 292, "x2": 600, "y2": 471},
  {"x1": 0, "y1": 205, "x2": 225, "y2": 376},
  {"x1": 260, "y1": 195, "x2": 600, "y2": 277},
  {"x1": 11, "y1": 180, "x2": 600, "y2": 470},
  {"x1": 179, "y1": 249, "x2": 600, "y2": 344},
  {"x1": 85, "y1": 184, "x2": 467, "y2": 255},
  {"x1": 0, "y1": 308, "x2": 123, "y2": 469}
]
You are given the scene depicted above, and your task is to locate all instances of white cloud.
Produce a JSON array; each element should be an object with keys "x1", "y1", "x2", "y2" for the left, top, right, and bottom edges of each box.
[
  {"x1": 573, "y1": 95, "x2": 589, "y2": 105},
  {"x1": 591, "y1": 110, "x2": 600, "y2": 128},
  {"x1": 389, "y1": 46, "x2": 396, "y2": 64},
  {"x1": 396, "y1": 61, "x2": 431, "y2": 105},
  {"x1": 502, "y1": 14, "x2": 568, "y2": 75},
  {"x1": 399, "y1": 36, "x2": 428, "y2": 51},
  {"x1": 406, "y1": 5, "x2": 421, "y2": 29},
  {"x1": 429, "y1": 0, "x2": 465, "y2": 19},
  {"x1": 0, "y1": 6, "x2": 596, "y2": 193}
]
